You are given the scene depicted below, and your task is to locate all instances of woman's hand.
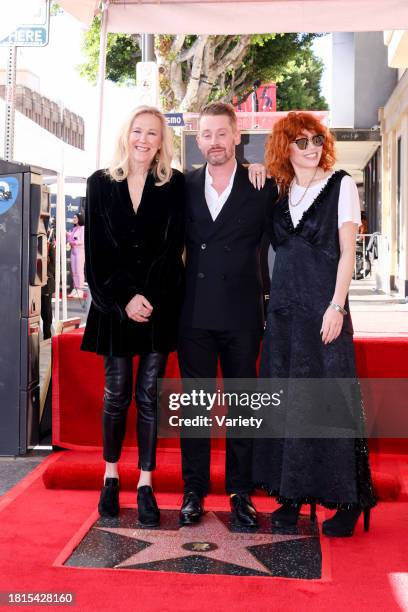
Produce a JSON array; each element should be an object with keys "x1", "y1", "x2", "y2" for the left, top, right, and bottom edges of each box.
[
  {"x1": 248, "y1": 163, "x2": 266, "y2": 190},
  {"x1": 320, "y1": 306, "x2": 344, "y2": 344},
  {"x1": 125, "y1": 294, "x2": 153, "y2": 323}
]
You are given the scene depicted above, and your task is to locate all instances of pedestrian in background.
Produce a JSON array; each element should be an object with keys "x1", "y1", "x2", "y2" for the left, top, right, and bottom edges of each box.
[{"x1": 66, "y1": 213, "x2": 85, "y2": 298}]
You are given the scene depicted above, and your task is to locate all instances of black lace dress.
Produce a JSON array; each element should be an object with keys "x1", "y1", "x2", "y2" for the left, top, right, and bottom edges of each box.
[{"x1": 252, "y1": 171, "x2": 376, "y2": 510}]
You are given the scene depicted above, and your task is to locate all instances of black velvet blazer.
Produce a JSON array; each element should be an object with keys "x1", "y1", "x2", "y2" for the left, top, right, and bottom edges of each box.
[{"x1": 81, "y1": 169, "x2": 185, "y2": 356}]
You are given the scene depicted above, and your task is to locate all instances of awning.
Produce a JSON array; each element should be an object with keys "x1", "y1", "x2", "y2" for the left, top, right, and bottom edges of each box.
[
  {"x1": 59, "y1": 0, "x2": 408, "y2": 33},
  {"x1": 332, "y1": 129, "x2": 382, "y2": 179}
]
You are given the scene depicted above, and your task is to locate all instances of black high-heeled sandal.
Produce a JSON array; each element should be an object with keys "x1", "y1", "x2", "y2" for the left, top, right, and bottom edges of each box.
[
  {"x1": 271, "y1": 503, "x2": 301, "y2": 526},
  {"x1": 322, "y1": 507, "x2": 371, "y2": 537},
  {"x1": 98, "y1": 477, "x2": 120, "y2": 517},
  {"x1": 271, "y1": 502, "x2": 316, "y2": 527},
  {"x1": 137, "y1": 485, "x2": 160, "y2": 527}
]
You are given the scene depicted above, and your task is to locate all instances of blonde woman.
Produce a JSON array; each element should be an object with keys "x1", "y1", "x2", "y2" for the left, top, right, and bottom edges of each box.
[{"x1": 81, "y1": 106, "x2": 185, "y2": 526}]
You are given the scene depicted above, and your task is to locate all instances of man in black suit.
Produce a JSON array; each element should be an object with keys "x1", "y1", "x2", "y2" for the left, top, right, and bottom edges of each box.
[{"x1": 178, "y1": 102, "x2": 277, "y2": 527}]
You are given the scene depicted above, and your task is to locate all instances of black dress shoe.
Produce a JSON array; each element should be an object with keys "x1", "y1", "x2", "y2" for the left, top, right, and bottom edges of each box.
[
  {"x1": 98, "y1": 477, "x2": 120, "y2": 517},
  {"x1": 230, "y1": 494, "x2": 258, "y2": 528},
  {"x1": 137, "y1": 486, "x2": 160, "y2": 527},
  {"x1": 179, "y1": 492, "x2": 204, "y2": 525},
  {"x1": 322, "y1": 508, "x2": 370, "y2": 537}
]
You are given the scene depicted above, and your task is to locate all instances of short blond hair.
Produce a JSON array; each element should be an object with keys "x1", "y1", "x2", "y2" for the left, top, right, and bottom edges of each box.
[{"x1": 107, "y1": 106, "x2": 173, "y2": 186}]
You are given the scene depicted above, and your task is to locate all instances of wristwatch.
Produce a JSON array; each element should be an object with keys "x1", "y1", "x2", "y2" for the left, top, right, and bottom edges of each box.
[{"x1": 329, "y1": 301, "x2": 347, "y2": 315}]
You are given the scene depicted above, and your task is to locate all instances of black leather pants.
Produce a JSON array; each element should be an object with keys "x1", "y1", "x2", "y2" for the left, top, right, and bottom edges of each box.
[{"x1": 103, "y1": 353, "x2": 168, "y2": 470}]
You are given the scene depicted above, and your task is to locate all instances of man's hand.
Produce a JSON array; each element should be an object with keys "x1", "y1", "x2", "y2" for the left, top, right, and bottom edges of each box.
[
  {"x1": 248, "y1": 163, "x2": 266, "y2": 190},
  {"x1": 125, "y1": 294, "x2": 153, "y2": 323},
  {"x1": 320, "y1": 306, "x2": 343, "y2": 344}
]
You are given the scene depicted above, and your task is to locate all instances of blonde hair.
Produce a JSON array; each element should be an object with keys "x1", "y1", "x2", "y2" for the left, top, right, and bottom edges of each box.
[{"x1": 106, "y1": 106, "x2": 173, "y2": 186}]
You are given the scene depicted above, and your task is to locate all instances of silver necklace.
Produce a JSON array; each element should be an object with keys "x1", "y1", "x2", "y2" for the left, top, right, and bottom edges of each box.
[{"x1": 289, "y1": 167, "x2": 319, "y2": 208}]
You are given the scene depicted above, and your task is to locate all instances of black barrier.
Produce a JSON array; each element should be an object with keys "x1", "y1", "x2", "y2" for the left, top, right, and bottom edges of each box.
[{"x1": 0, "y1": 160, "x2": 48, "y2": 455}]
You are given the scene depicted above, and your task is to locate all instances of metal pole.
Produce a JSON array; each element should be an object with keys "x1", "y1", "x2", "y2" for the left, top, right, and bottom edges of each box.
[
  {"x1": 95, "y1": 1, "x2": 109, "y2": 169},
  {"x1": 60, "y1": 187, "x2": 67, "y2": 319},
  {"x1": 4, "y1": 45, "x2": 17, "y2": 161},
  {"x1": 55, "y1": 103, "x2": 67, "y2": 323},
  {"x1": 141, "y1": 34, "x2": 155, "y2": 62},
  {"x1": 54, "y1": 173, "x2": 62, "y2": 325},
  {"x1": 60, "y1": 103, "x2": 68, "y2": 321}
]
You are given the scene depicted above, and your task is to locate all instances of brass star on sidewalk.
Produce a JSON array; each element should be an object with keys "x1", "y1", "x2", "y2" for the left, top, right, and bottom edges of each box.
[{"x1": 98, "y1": 511, "x2": 311, "y2": 574}]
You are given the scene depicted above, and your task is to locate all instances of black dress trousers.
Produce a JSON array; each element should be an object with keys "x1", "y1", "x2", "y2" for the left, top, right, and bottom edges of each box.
[{"x1": 178, "y1": 326, "x2": 262, "y2": 496}]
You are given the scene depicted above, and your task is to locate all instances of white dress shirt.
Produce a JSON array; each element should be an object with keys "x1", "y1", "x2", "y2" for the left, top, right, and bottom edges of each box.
[{"x1": 205, "y1": 161, "x2": 237, "y2": 221}]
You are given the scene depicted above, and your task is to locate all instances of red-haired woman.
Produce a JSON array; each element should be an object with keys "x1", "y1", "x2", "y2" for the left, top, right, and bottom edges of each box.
[{"x1": 253, "y1": 112, "x2": 376, "y2": 537}]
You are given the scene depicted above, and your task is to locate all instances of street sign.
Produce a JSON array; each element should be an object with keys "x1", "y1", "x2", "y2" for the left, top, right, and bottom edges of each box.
[
  {"x1": 165, "y1": 113, "x2": 185, "y2": 127},
  {"x1": 0, "y1": 0, "x2": 50, "y2": 47},
  {"x1": 0, "y1": 26, "x2": 48, "y2": 47},
  {"x1": 2, "y1": 0, "x2": 51, "y2": 160}
]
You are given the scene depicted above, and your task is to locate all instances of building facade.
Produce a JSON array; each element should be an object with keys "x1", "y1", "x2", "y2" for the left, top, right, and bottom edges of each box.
[
  {"x1": 330, "y1": 32, "x2": 397, "y2": 188},
  {"x1": 382, "y1": 32, "x2": 408, "y2": 296},
  {"x1": 0, "y1": 70, "x2": 85, "y2": 151}
]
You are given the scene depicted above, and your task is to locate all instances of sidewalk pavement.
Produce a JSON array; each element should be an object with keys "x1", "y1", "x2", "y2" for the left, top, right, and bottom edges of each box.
[
  {"x1": 58, "y1": 280, "x2": 408, "y2": 337},
  {"x1": 349, "y1": 279, "x2": 408, "y2": 336}
]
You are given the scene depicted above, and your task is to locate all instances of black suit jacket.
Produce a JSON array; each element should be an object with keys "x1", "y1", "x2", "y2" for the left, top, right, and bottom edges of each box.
[{"x1": 181, "y1": 162, "x2": 278, "y2": 331}]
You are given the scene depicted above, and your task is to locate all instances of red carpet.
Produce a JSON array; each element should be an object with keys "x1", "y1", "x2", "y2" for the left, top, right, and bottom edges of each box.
[
  {"x1": 9, "y1": 330, "x2": 399, "y2": 608},
  {"x1": 1, "y1": 453, "x2": 408, "y2": 611},
  {"x1": 42, "y1": 448, "x2": 402, "y2": 503},
  {"x1": 49, "y1": 331, "x2": 408, "y2": 500},
  {"x1": 52, "y1": 332, "x2": 408, "y2": 454}
]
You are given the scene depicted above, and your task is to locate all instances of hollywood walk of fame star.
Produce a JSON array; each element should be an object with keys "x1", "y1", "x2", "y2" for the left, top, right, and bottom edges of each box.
[{"x1": 97, "y1": 512, "x2": 312, "y2": 574}]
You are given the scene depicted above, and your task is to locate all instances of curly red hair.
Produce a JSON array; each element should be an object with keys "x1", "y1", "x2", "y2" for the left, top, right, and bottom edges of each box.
[{"x1": 265, "y1": 112, "x2": 336, "y2": 196}]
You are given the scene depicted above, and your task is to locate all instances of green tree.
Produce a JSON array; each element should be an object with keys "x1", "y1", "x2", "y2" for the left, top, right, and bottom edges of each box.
[
  {"x1": 77, "y1": 21, "x2": 327, "y2": 111},
  {"x1": 50, "y1": 2, "x2": 63, "y2": 16},
  {"x1": 276, "y1": 47, "x2": 328, "y2": 110},
  {"x1": 78, "y1": 16, "x2": 141, "y2": 85}
]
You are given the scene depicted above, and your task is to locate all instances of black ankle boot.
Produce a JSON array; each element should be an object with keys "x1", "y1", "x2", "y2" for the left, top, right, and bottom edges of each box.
[
  {"x1": 98, "y1": 477, "x2": 120, "y2": 517},
  {"x1": 322, "y1": 508, "x2": 371, "y2": 537},
  {"x1": 271, "y1": 503, "x2": 302, "y2": 527},
  {"x1": 137, "y1": 486, "x2": 160, "y2": 527}
]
